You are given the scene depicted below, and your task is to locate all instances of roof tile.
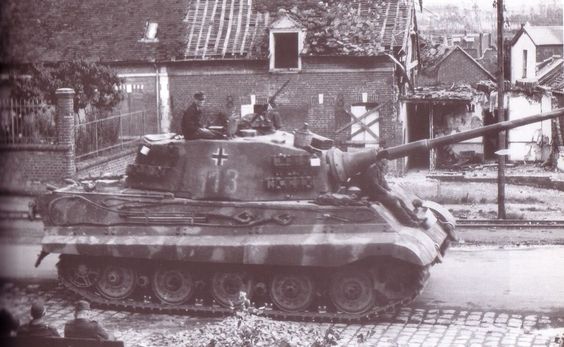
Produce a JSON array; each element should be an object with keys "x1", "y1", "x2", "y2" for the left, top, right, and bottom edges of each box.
[{"x1": 1, "y1": 0, "x2": 412, "y2": 63}]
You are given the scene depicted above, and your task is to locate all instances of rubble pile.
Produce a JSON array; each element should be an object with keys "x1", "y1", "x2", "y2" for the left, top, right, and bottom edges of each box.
[
  {"x1": 418, "y1": 37, "x2": 450, "y2": 73},
  {"x1": 253, "y1": 0, "x2": 400, "y2": 56},
  {"x1": 143, "y1": 310, "x2": 341, "y2": 347}
]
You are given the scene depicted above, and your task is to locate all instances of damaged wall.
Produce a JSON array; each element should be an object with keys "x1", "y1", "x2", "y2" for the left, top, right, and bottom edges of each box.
[
  {"x1": 433, "y1": 97, "x2": 486, "y2": 168},
  {"x1": 498, "y1": 91, "x2": 553, "y2": 161},
  {"x1": 402, "y1": 84, "x2": 490, "y2": 170}
]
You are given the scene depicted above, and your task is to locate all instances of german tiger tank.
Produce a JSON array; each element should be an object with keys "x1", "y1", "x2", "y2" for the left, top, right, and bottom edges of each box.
[{"x1": 35, "y1": 108, "x2": 563, "y2": 321}]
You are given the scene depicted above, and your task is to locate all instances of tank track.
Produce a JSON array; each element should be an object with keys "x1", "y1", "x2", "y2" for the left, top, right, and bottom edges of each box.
[{"x1": 58, "y1": 255, "x2": 430, "y2": 323}]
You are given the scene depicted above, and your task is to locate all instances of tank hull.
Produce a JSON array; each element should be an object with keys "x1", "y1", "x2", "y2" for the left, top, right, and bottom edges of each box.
[
  {"x1": 38, "y1": 186, "x2": 449, "y2": 320},
  {"x1": 40, "y1": 189, "x2": 448, "y2": 267}
]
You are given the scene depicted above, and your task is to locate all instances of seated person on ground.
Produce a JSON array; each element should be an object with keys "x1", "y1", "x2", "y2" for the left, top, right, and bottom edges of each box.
[
  {"x1": 17, "y1": 301, "x2": 59, "y2": 337},
  {"x1": 64, "y1": 300, "x2": 115, "y2": 341}
]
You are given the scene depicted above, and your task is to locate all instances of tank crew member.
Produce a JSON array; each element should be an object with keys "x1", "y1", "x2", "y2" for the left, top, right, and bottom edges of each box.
[
  {"x1": 263, "y1": 99, "x2": 282, "y2": 131},
  {"x1": 244, "y1": 99, "x2": 282, "y2": 135},
  {"x1": 182, "y1": 92, "x2": 223, "y2": 140},
  {"x1": 64, "y1": 300, "x2": 114, "y2": 341},
  {"x1": 350, "y1": 161, "x2": 421, "y2": 228},
  {"x1": 17, "y1": 301, "x2": 59, "y2": 337}
]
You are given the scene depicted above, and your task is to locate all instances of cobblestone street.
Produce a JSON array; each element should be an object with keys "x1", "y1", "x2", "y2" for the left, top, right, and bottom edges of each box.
[{"x1": 1, "y1": 282, "x2": 563, "y2": 347}]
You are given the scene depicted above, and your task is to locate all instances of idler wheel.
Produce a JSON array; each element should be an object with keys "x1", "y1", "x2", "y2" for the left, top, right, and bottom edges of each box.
[
  {"x1": 60, "y1": 257, "x2": 99, "y2": 288},
  {"x1": 152, "y1": 267, "x2": 194, "y2": 305},
  {"x1": 270, "y1": 272, "x2": 315, "y2": 312},
  {"x1": 329, "y1": 269, "x2": 374, "y2": 314},
  {"x1": 371, "y1": 261, "x2": 428, "y2": 303},
  {"x1": 95, "y1": 264, "x2": 136, "y2": 300},
  {"x1": 211, "y1": 271, "x2": 252, "y2": 308}
]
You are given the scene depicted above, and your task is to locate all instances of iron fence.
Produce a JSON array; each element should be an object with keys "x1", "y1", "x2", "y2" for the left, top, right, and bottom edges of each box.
[
  {"x1": 75, "y1": 110, "x2": 147, "y2": 160},
  {"x1": 0, "y1": 99, "x2": 56, "y2": 144}
]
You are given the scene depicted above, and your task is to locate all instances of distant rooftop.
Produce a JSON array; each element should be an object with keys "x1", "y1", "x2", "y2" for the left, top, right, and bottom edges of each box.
[{"x1": 514, "y1": 24, "x2": 563, "y2": 46}]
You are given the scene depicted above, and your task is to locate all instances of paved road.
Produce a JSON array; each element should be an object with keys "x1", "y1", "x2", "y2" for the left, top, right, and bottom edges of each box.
[
  {"x1": 416, "y1": 246, "x2": 564, "y2": 315},
  {"x1": 2, "y1": 220, "x2": 564, "y2": 346}
]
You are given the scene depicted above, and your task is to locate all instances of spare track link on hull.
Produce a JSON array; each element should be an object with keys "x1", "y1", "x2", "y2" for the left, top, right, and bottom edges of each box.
[{"x1": 57, "y1": 255, "x2": 430, "y2": 324}]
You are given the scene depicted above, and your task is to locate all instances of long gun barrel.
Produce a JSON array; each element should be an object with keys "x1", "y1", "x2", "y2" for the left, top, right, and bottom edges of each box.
[
  {"x1": 327, "y1": 108, "x2": 564, "y2": 182},
  {"x1": 377, "y1": 108, "x2": 564, "y2": 160}
]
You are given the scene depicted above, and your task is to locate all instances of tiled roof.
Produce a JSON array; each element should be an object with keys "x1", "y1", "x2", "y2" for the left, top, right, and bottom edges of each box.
[
  {"x1": 404, "y1": 83, "x2": 481, "y2": 102},
  {"x1": 538, "y1": 59, "x2": 564, "y2": 93},
  {"x1": 511, "y1": 24, "x2": 564, "y2": 47},
  {"x1": 0, "y1": 0, "x2": 188, "y2": 64},
  {"x1": 0, "y1": 0, "x2": 413, "y2": 64},
  {"x1": 525, "y1": 26, "x2": 563, "y2": 46},
  {"x1": 418, "y1": 37, "x2": 450, "y2": 73},
  {"x1": 418, "y1": 38, "x2": 495, "y2": 81},
  {"x1": 182, "y1": 0, "x2": 270, "y2": 58}
]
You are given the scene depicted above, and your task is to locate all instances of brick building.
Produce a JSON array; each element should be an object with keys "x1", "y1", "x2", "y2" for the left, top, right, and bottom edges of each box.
[
  {"x1": 416, "y1": 44, "x2": 495, "y2": 86},
  {"x1": 1, "y1": 0, "x2": 419, "y2": 173},
  {"x1": 399, "y1": 39, "x2": 496, "y2": 170}
]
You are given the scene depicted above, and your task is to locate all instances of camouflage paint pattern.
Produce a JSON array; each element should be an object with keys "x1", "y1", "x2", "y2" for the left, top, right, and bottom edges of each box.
[
  {"x1": 36, "y1": 129, "x2": 463, "y2": 271},
  {"x1": 39, "y1": 188, "x2": 448, "y2": 267}
]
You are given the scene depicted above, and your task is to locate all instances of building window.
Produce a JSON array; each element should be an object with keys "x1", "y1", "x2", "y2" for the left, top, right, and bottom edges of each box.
[
  {"x1": 273, "y1": 33, "x2": 299, "y2": 69},
  {"x1": 522, "y1": 50, "x2": 528, "y2": 78},
  {"x1": 268, "y1": 10, "x2": 304, "y2": 72},
  {"x1": 139, "y1": 22, "x2": 158, "y2": 42}
]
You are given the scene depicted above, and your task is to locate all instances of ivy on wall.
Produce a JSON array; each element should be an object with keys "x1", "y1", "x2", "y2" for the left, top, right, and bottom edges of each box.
[{"x1": 8, "y1": 60, "x2": 123, "y2": 112}]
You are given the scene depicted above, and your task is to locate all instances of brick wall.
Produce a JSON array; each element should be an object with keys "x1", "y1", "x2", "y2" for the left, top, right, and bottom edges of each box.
[
  {"x1": 166, "y1": 56, "x2": 403, "y2": 149},
  {"x1": 418, "y1": 49, "x2": 493, "y2": 86},
  {"x1": 437, "y1": 49, "x2": 493, "y2": 84},
  {"x1": 76, "y1": 148, "x2": 137, "y2": 179},
  {"x1": 0, "y1": 88, "x2": 137, "y2": 194},
  {"x1": 0, "y1": 145, "x2": 70, "y2": 194}
]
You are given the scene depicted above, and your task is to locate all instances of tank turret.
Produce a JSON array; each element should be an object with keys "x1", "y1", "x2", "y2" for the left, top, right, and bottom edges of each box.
[
  {"x1": 35, "y1": 108, "x2": 563, "y2": 320},
  {"x1": 126, "y1": 108, "x2": 564, "y2": 199}
]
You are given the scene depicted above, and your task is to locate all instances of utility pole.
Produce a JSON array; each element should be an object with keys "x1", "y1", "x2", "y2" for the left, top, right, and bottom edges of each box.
[{"x1": 496, "y1": 0, "x2": 506, "y2": 219}]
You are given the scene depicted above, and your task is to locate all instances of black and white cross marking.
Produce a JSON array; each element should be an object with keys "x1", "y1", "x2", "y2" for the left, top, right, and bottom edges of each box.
[{"x1": 211, "y1": 147, "x2": 229, "y2": 166}]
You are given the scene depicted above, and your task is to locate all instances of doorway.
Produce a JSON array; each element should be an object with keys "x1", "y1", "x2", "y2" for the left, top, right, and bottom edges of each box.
[{"x1": 407, "y1": 103, "x2": 430, "y2": 169}]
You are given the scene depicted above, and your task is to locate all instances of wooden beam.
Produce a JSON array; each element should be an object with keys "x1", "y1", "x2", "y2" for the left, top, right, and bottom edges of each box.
[
  {"x1": 343, "y1": 109, "x2": 379, "y2": 140},
  {"x1": 202, "y1": 0, "x2": 219, "y2": 58},
  {"x1": 350, "y1": 117, "x2": 380, "y2": 139},
  {"x1": 221, "y1": 0, "x2": 236, "y2": 57},
  {"x1": 335, "y1": 102, "x2": 387, "y2": 134},
  {"x1": 379, "y1": 1, "x2": 391, "y2": 46},
  {"x1": 185, "y1": 0, "x2": 201, "y2": 57},
  {"x1": 194, "y1": 0, "x2": 210, "y2": 56},
  {"x1": 231, "y1": 0, "x2": 245, "y2": 54},
  {"x1": 239, "y1": 0, "x2": 252, "y2": 55},
  {"x1": 248, "y1": 11, "x2": 261, "y2": 53},
  {"x1": 213, "y1": 0, "x2": 228, "y2": 53}
]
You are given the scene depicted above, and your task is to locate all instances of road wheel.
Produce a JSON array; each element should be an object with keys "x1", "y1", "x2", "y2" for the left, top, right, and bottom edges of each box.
[
  {"x1": 152, "y1": 266, "x2": 195, "y2": 305},
  {"x1": 95, "y1": 264, "x2": 136, "y2": 300},
  {"x1": 329, "y1": 268, "x2": 374, "y2": 314},
  {"x1": 270, "y1": 272, "x2": 315, "y2": 312},
  {"x1": 211, "y1": 270, "x2": 252, "y2": 308}
]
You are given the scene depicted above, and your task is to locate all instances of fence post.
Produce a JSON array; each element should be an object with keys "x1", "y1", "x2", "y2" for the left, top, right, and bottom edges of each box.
[{"x1": 56, "y1": 88, "x2": 76, "y2": 178}]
